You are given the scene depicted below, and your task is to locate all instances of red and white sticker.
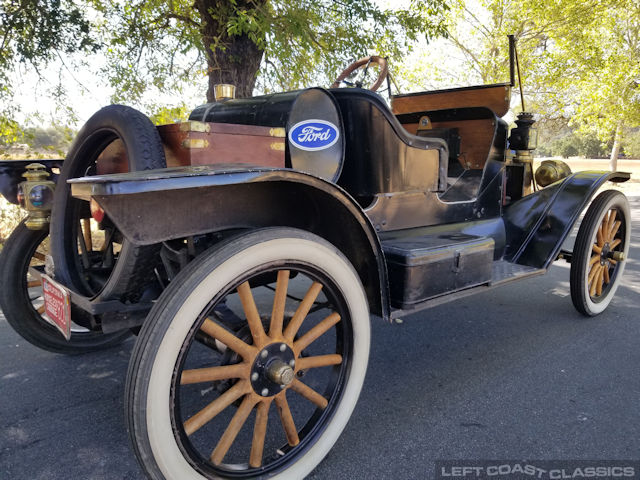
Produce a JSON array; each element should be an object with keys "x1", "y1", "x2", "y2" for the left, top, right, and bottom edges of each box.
[{"x1": 41, "y1": 274, "x2": 71, "y2": 341}]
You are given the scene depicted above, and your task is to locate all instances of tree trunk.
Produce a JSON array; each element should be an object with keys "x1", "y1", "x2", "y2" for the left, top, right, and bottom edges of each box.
[
  {"x1": 195, "y1": 0, "x2": 266, "y2": 101},
  {"x1": 609, "y1": 121, "x2": 623, "y2": 171}
]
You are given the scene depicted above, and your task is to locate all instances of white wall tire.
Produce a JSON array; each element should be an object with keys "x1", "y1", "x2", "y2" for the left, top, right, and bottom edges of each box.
[
  {"x1": 570, "y1": 190, "x2": 630, "y2": 316},
  {"x1": 126, "y1": 228, "x2": 370, "y2": 479}
]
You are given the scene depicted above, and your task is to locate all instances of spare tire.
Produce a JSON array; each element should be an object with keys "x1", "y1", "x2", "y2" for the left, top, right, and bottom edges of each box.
[{"x1": 50, "y1": 105, "x2": 166, "y2": 301}]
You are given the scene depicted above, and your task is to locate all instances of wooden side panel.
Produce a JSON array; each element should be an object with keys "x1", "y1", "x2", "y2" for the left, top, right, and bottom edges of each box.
[
  {"x1": 96, "y1": 122, "x2": 286, "y2": 174},
  {"x1": 96, "y1": 139, "x2": 129, "y2": 174},
  {"x1": 402, "y1": 119, "x2": 495, "y2": 170},
  {"x1": 392, "y1": 84, "x2": 511, "y2": 118},
  {"x1": 157, "y1": 122, "x2": 286, "y2": 168}
]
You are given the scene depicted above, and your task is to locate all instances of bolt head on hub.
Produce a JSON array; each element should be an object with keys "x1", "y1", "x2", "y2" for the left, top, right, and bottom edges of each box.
[{"x1": 266, "y1": 360, "x2": 294, "y2": 386}]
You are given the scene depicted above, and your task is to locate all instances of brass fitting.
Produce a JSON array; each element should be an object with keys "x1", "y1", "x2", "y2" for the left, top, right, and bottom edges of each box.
[
  {"x1": 18, "y1": 163, "x2": 56, "y2": 230},
  {"x1": 214, "y1": 84, "x2": 236, "y2": 102},
  {"x1": 535, "y1": 160, "x2": 572, "y2": 187}
]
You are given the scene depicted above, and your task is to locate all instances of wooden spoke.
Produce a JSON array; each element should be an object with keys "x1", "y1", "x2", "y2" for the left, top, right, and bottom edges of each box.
[
  {"x1": 269, "y1": 270, "x2": 290, "y2": 338},
  {"x1": 296, "y1": 354, "x2": 343, "y2": 370},
  {"x1": 210, "y1": 395, "x2": 258, "y2": 465},
  {"x1": 609, "y1": 258, "x2": 617, "y2": 265},
  {"x1": 249, "y1": 400, "x2": 271, "y2": 468},
  {"x1": 82, "y1": 219, "x2": 93, "y2": 250},
  {"x1": 610, "y1": 238, "x2": 621, "y2": 250},
  {"x1": 595, "y1": 266, "x2": 604, "y2": 296},
  {"x1": 181, "y1": 363, "x2": 248, "y2": 385},
  {"x1": 237, "y1": 282, "x2": 267, "y2": 346},
  {"x1": 609, "y1": 220, "x2": 621, "y2": 243},
  {"x1": 606, "y1": 210, "x2": 617, "y2": 239},
  {"x1": 32, "y1": 251, "x2": 46, "y2": 262},
  {"x1": 592, "y1": 244, "x2": 602, "y2": 254},
  {"x1": 603, "y1": 265, "x2": 610, "y2": 284},
  {"x1": 588, "y1": 264, "x2": 601, "y2": 285},
  {"x1": 27, "y1": 280, "x2": 42, "y2": 288},
  {"x1": 596, "y1": 224, "x2": 604, "y2": 247},
  {"x1": 589, "y1": 255, "x2": 600, "y2": 267},
  {"x1": 589, "y1": 265, "x2": 602, "y2": 297},
  {"x1": 275, "y1": 393, "x2": 299, "y2": 446},
  {"x1": 36, "y1": 304, "x2": 46, "y2": 314},
  {"x1": 294, "y1": 312, "x2": 341, "y2": 353},
  {"x1": 183, "y1": 381, "x2": 248, "y2": 436},
  {"x1": 283, "y1": 282, "x2": 323, "y2": 341},
  {"x1": 200, "y1": 318, "x2": 255, "y2": 361},
  {"x1": 290, "y1": 379, "x2": 328, "y2": 409}
]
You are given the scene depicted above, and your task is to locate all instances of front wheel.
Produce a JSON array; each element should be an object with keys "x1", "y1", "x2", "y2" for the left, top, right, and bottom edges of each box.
[
  {"x1": 570, "y1": 190, "x2": 630, "y2": 316},
  {"x1": 126, "y1": 228, "x2": 370, "y2": 479}
]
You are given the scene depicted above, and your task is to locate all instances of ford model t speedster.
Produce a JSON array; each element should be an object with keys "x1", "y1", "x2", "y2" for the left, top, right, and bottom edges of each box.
[{"x1": 0, "y1": 49, "x2": 631, "y2": 479}]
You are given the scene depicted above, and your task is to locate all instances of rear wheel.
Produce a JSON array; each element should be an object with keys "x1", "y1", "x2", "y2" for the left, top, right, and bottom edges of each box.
[
  {"x1": 570, "y1": 190, "x2": 630, "y2": 316},
  {"x1": 50, "y1": 104, "x2": 165, "y2": 301},
  {"x1": 126, "y1": 228, "x2": 370, "y2": 479},
  {"x1": 0, "y1": 221, "x2": 129, "y2": 354}
]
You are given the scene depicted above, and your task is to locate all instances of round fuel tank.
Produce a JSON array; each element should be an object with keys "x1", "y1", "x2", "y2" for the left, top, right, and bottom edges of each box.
[{"x1": 189, "y1": 88, "x2": 344, "y2": 182}]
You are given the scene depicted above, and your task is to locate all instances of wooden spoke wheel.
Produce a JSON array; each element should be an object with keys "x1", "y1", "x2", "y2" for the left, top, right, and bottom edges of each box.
[
  {"x1": 570, "y1": 190, "x2": 630, "y2": 316},
  {"x1": 0, "y1": 221, "x2": 129, "y2": 354},
  {"x1": 126, "y1": 228, "x2": 370, "y2": 479}
]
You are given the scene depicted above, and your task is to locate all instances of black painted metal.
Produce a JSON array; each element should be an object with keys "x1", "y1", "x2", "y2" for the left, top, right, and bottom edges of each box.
[
  {"x1": 379, "y1": 217, "x2": 506, "y2": 260},
  {"x1": 389, "y1": 260, "x2": 545, "y2": 319},
  {"x1": 70, "y1": 165, "x2": 390, "y2": 320},
  {"x1": 190, "y1": 88, "x2": 345, "y2": 182},
  {"x1": 509, "y1": 35, "x2": 516, "y2": 87},
  {"x1": 503, "y1": 171, "x2": 631, "y2": 268},
  {"x1": 330, "y1": 88, "x2": 447, "y2": 196},
  {"x1": 361, "y1": 113, "x2": 508, "y2": 232},
  {"x1": 67, "y1": 85, "x2": 631, "y2": 324},
  {"x1": 508, "y1": 112, "x2": 536, "y2": 150},
  {"x1": 383, "y1": 233, "x2": 494, "y2": 308}
]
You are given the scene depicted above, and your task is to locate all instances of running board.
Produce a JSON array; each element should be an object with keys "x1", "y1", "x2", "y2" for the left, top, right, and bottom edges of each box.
[{"x1": 390, "y1": 260, "x2": 545, "y2": 320}]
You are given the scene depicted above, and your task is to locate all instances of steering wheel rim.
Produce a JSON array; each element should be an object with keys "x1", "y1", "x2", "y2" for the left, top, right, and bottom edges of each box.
[{"x1": 331, "y1": 55, "x2": 388, "y2": 91}]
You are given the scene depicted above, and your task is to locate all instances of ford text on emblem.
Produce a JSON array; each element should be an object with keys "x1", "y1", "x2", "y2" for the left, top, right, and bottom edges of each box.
[{"x1": 288, "y1": 119, "x2": 340, "y2": 151}]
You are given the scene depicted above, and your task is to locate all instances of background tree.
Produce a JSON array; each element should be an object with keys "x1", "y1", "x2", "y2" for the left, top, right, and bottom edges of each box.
[
  {"x1": 399, "y1": 0, "x2": 640, "y2": 167},
  {"x1": 101, "y1": 0, "x2": 449, "y2": 102},
  {"x1": 0, "y1": 0, "x2": 98, "y2": 143},
  {"x1": 535, "y1": 0, "x2": 640, "y2": 169}
]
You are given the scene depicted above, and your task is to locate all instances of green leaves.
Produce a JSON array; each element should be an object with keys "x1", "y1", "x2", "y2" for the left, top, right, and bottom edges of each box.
[{"x1": 93, "y1": 0, "x2": 449, "y2": 99}]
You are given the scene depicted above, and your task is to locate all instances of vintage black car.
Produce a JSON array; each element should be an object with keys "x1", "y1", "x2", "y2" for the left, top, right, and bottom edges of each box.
[{"x1": 0, "y1": 50, "x2": 631, "y2": 479}]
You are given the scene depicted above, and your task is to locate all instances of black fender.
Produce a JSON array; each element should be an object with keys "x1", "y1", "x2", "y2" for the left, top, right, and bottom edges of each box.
[
  {"x1": 503, "y1": 170, "x2": 630, "y2": 269},
  {"x1": 70, "y1": 165, "x2": 390, "y2": 320}
]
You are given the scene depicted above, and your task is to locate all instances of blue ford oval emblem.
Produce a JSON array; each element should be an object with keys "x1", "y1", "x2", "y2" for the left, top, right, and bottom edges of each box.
[{"x1": 288, "y1": 119, "x2": 340, "y2": 151}]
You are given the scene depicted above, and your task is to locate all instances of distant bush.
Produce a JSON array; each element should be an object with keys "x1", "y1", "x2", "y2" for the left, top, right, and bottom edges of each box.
[
  {"x1": 551, "y1": 135, "x2": 580, "y2": 158},
  {"x1": 549, "y1": 133, "x2": 606, "y2": 158},
  {"x1": 23, "y1": 125, "x2": 74, "y2": 153},
  {"x1": 625, "y1": 132, "x2": 640, "y2": 159},
  {"x1": 581, "y1": 137, "x2": 607, "y2": 158},
  {"x1": 0, "y1": 197, "x2": 25, "y2": 245}
]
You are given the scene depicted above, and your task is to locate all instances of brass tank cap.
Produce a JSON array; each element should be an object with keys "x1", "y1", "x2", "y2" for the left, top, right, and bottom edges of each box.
[{"x1": 214, "y1": 84, "x2": 236, "y2": 102}]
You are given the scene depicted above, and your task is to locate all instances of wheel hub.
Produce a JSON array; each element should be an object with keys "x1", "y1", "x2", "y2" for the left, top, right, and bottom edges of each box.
[
  {"x1": 250, "y1": 343, "x2": 296, "y2": 397},
  {"x1": 600, "y1": 242, "x2": 611, "y2": 265}
]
